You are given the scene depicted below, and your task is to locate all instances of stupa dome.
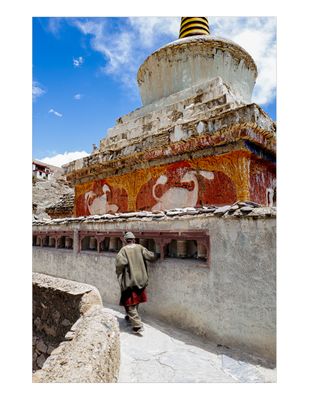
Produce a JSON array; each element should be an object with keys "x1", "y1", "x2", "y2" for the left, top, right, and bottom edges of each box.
[{"x1": 137, "y1": 33, "x2": 257, "y2": 106}]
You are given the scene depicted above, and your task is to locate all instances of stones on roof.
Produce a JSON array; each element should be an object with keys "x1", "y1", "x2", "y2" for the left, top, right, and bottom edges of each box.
[
  {"x1": 214, "y1": 205, "x2": 232, "y2": 215},
  {"x1": 33, "y1": 201, "x2": 276, "y2": 226},
  {"x1": 45, "y1": 193, "x2": 74, "y2": 218},
  {"x1": 46, "y1": 193, "x2": 74, "y2": 211},
  {"x1": 33, "y1": 172, "x2": 74, "y2": 220}
]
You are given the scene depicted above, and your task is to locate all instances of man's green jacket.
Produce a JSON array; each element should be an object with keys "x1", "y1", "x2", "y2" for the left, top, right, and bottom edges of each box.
[{"x1": 115, "y1": 244, "x2": 157, "y2": 292}]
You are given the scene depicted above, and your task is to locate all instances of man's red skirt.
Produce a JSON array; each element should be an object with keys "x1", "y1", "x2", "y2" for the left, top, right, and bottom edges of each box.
[{"x1": 120, "y1": 287, "x2": 147, "y2": 307}]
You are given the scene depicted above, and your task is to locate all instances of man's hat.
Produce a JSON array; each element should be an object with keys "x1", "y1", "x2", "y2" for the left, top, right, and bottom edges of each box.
[{"x1": 124, "y1": 232, "x2": 135, "y2": 240}]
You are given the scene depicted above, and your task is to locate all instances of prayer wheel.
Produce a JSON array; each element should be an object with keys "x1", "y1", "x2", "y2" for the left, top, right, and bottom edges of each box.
[
  {"x1": 109, "y1": 237, "x2": 118, "y2": 252},
  {"x1": 155, "y1": 241, "x2": 161, "y2": 254},
  {"x1": 197, "y1": 242, "x2": 207, "y2": 259},
  {"x1": 89, "y1": 237, "x2": 97, "y2": 250},
  {"x1": 139, "y1": 238, "x2": 148, "y2": 248},
  {"x1": 177, "y1": 240, "x2": 187, "y2": 258},
  {"x1": 117, "y1": 238, "x2": 123, "y2": 250},
  {"x1": 65, "y1": 237, "x2": 73, "y2": 249}
]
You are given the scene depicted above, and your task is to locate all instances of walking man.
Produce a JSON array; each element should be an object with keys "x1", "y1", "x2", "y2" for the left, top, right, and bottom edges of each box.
[{"x1": 115, "y1": 232, "x2": 157, "y2": 335}]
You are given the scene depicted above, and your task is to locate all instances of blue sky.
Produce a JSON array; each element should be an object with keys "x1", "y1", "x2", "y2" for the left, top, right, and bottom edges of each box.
[{"x1": 33, "y1": 17, "x2": 276, "y2": 166}]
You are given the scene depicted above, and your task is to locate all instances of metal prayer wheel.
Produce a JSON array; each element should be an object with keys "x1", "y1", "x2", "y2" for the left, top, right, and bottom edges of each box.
[
  {"x1": 139, "y1": 238, "x2": 148, "y2": 248},
  {"x1": 197, "y1": 242, "x2": 207, "y2": 259},
  {"x1": 117, "y1": 238, "x2": 123, "y2": 250},
  {"x1": 109, "y1": 237, "x2": 118, "y2": 252},
  {"x1": 49, "y1": 237, "x2": 55, "y2": 247},
  {"x1": 89, "y1": 237, "x2": 97, "y2": 250},
  {"x1": 36, "y1": 236, "x2": 41, "y2": 246},
  {"x1": 65, "y1": 237, "x2": 73, "y2": 249},
  {"x1": 155, "y1": 241, "x2": 161, "y2": 254},
  {"x1": 177, "y1": 240, "x2": 187, "y2": 258}
]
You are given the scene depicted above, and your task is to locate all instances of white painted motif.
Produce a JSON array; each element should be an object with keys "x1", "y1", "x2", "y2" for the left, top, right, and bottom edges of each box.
[
  {"x1": 266, "y1": 178, "x2": 276, "y2": 207},
  {"x1": 151, "y1": 170, "x2": 214, "y2": 211},
  {"x1": 85, "y1": 184, "x2": 119, "y2": 215}
]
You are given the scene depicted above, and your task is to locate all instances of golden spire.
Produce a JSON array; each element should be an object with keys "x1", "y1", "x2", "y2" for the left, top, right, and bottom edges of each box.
[{"x1": 179, "y1": 17, "x2": 210, "y2": 39}]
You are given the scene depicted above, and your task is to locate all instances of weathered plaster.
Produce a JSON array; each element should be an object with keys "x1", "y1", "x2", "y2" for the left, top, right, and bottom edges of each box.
[
  {"x1": 33, "y1": 214, "x2": 276, "y2": 363},
  {"x1": 73, "y1": 150, "x2": 275, "y2": 215},
  {"x1": 137, "y1": 36, "x2": 257, "y2": 106},
  {"x1": 64, "y1": 104, "x2": 275, "y2": 180}
]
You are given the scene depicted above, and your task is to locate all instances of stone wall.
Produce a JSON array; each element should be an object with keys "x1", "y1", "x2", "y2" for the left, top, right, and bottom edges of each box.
[
  {"x1": 33, "y1": 279, "x2": 81, "y2": 371},
  {"x1": 45, "y1": 192, "x2": 74, "y2": 219},
  {"x1": 33, "y1": 209, "x2": 276, "y2": 364},
  {"x1": 32, "y1": 173, "x2": 74, "y2": 220},
  {"x1": 32, "y1": 273, "x2": 120, "y2": 383}
]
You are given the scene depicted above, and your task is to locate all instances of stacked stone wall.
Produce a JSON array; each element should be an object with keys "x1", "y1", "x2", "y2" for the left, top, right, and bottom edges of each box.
[
  {"x1": 33, "y1": 284, "x2": 81, "y2": 371},
  {"x1": 32, "y1": 273, "x2": 120, "y2": 383}
]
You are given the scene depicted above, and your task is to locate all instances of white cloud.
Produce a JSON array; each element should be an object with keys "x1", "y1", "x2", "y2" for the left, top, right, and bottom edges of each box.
[
  {"x1": 73, "y1": 93, "x2": 83, "y2": 100},
  {"x1": 128, "y1": 17, "x2": 180, "y2": 48},
  {"x1": 39, "y1": 151, "x2": 90, "y2": 168},
  {"x1": 73, "y1": 56, "x2": 84, "y2": 67},
  {"x1": 73, "y1": 19, "x2": 135, "y2": 86},
  {"x1": 72, "y1": 18, "x2": 180, "y2": 94},
  {"x1": 47, "y1": 18, "x2": 63, "y2": 36},
  {"x1": 210, "y1": 17, "x2": 276, "y2": 105},
  {"x1": 48, "y1": 108, "x2": 63, "y2": 117},
  {"x1": 32, "y1": 81, "x2": 46, "y2": 101},
  {"x1": 71, "y1": 17, "x2": 276, "y2": 106}
]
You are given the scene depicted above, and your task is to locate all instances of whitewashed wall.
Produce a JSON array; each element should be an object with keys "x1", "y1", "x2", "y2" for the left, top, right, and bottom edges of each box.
[{"x1": 33, "y1": 216, "x2": 276, "y2": 363}]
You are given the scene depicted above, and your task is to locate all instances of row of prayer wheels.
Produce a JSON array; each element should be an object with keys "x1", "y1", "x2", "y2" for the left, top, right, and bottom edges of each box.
[
  {"x1": 176, "y1": 240, "x2": 207, "y2": 259},
  {"x1": 88, "y1": 236, "x2": 122, "y2": 252},
  {"x1": 86, "y1": 236, "x2": 208, "y2": 258},
  {"x1": 35, "y1": 236, "x2": 73, "y2": 249},
  {"x1": 34, "y1": 235, "x2": 207, "y2": 259}
]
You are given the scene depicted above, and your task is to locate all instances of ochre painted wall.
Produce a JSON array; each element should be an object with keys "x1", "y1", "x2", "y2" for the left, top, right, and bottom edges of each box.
[
  {"x1": 249, "y1": 159, "x2": 276, "y2": 206},
  {"x1": 74, "y1": 151, "x2": 274, "y2": 216}
]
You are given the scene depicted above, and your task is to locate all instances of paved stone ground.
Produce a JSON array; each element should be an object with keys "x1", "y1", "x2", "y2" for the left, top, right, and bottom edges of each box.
[{"x1": 105, "y1": 305, "x2": 276, "y2": 383}]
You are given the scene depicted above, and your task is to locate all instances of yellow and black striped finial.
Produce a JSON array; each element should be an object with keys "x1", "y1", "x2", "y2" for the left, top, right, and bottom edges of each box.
[{"x1": 179, "y1": 17, "x2": 210, "y2": 39}]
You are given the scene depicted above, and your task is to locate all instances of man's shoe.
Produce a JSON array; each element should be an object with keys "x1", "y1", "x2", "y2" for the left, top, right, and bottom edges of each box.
[
  {"x1": 125, "y1": 315, "x2": 130, "y2": 322},
  {"x1": 132, "y1": 326, "x2": 144, "y2": 335}
]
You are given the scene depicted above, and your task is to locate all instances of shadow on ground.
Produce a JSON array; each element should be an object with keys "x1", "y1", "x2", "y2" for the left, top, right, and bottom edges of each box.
[{"x1": 106, "y1": 303, "x2": 275, "y2": 370}]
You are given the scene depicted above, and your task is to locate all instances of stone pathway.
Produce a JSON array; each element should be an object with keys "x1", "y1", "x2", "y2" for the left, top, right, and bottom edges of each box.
[{"x1": 105, "y1": 306, "x2": 276, "y2": 383}]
